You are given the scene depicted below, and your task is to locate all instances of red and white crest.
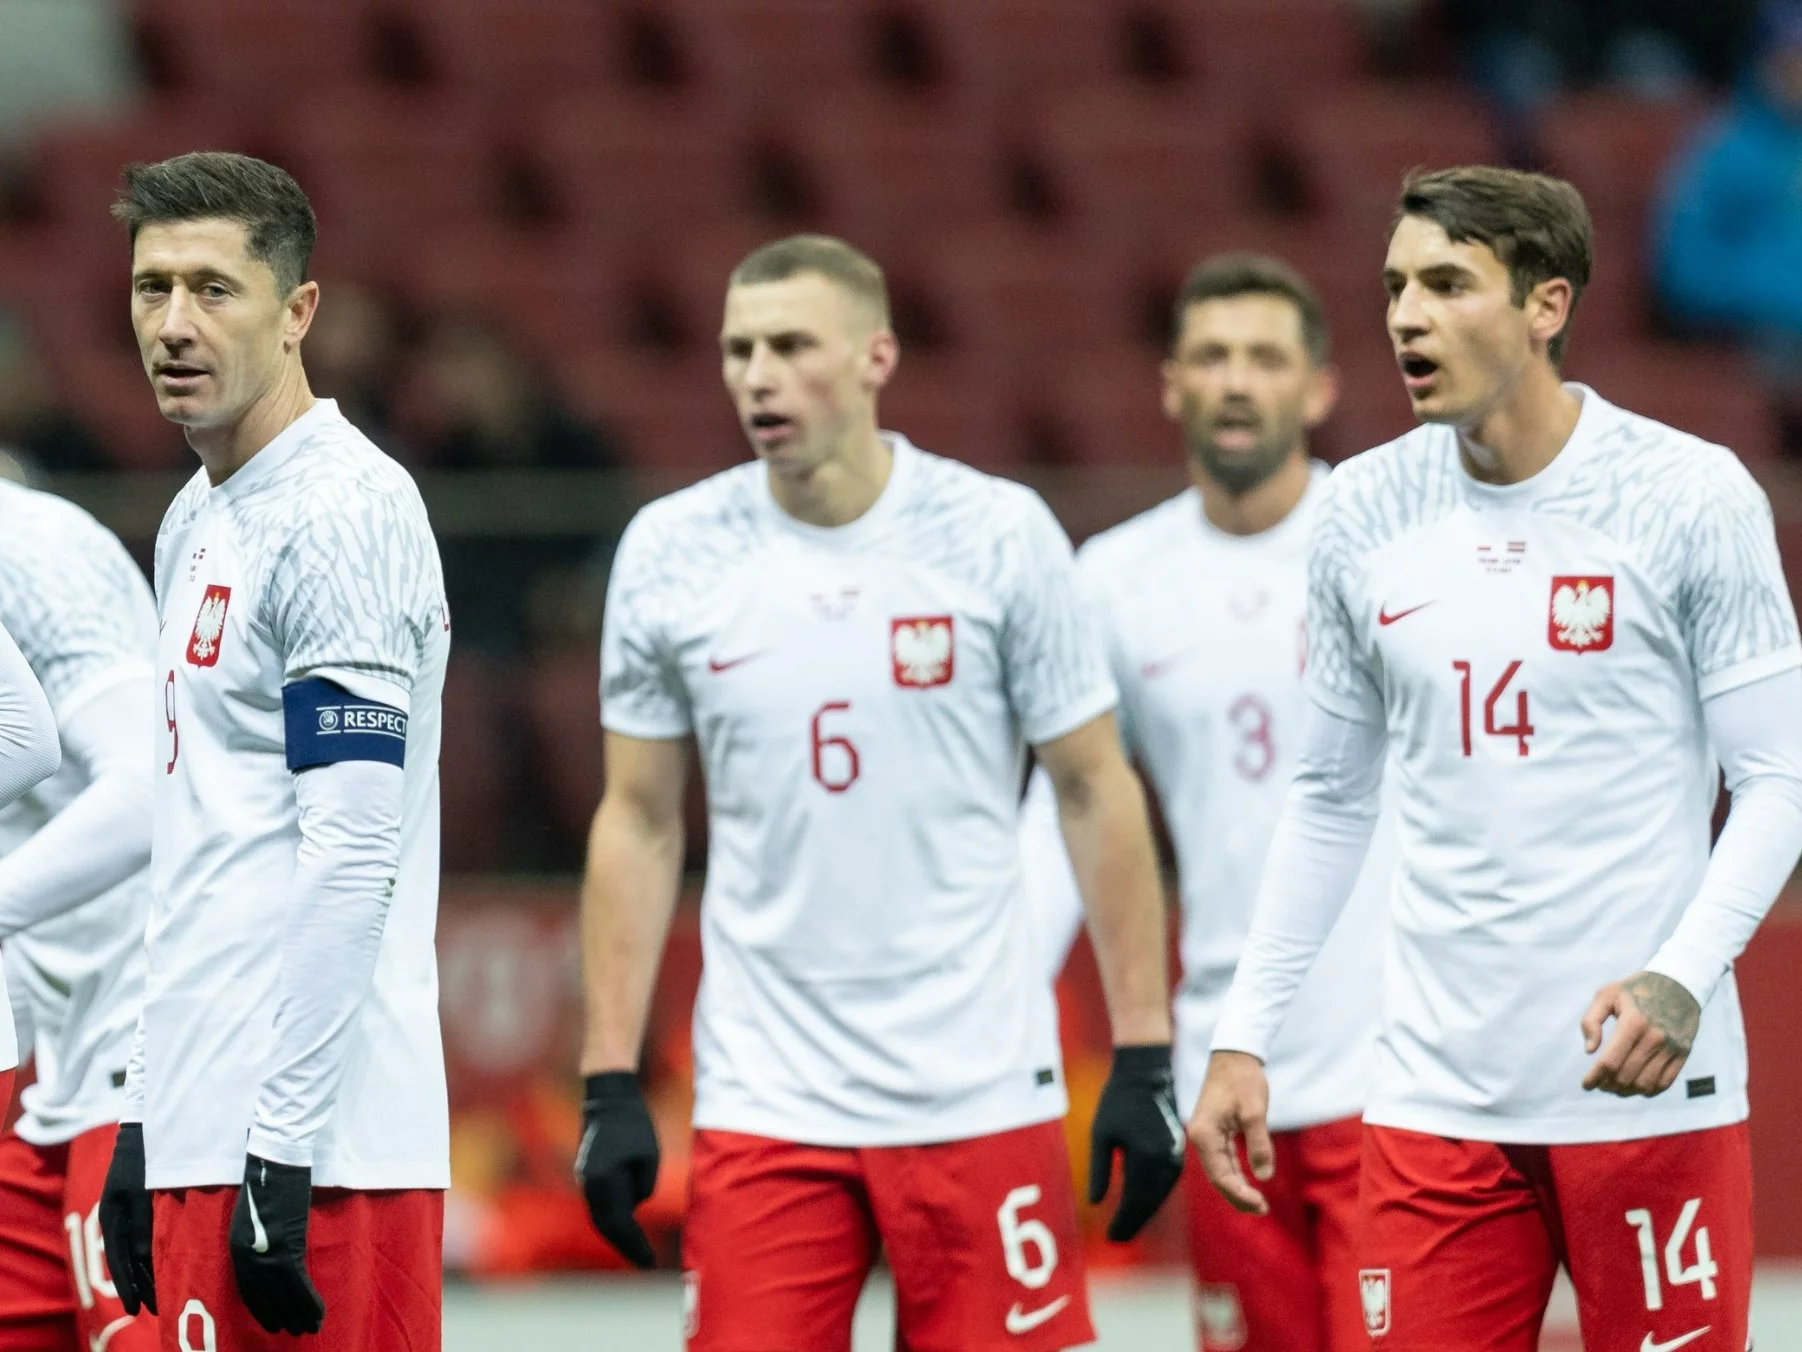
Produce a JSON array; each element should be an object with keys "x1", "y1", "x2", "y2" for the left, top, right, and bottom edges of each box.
[
  {"x1": 1195, "y1": 1284, "x2": 1247, "y2": 1349},
  {"x1": 1548, "y1": 575, "x2": 1614, "y2": 653},
  {"x1": 1358, "y1": 1269, "x2": 1392, "y2": 1337},
  {"x1": 186, "y1": 585, "x2": 232, "y2": 667},
  {"x1": 891, "y1": 616, "x2": 954, "y2": 688}
]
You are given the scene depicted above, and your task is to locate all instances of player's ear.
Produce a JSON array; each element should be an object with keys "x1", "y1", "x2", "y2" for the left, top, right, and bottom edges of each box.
[
  {"x1": 1526, "y1": 276, "x2": 1573, "y2": 358},
  {"x1": 1302, "y1": 361, "x2": 1340, "y2": 430},
  {"x1": 1160, "y1": 358, "x2": 1183, "y2": 424},
  {"x1": 863, "y1": 327, "x2": 899, "y2": 394},
  {"x1": 284, "y1": 280, "x2": 321, "y2": 351}
]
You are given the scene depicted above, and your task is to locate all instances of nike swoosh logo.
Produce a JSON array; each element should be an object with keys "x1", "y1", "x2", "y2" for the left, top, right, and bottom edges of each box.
[
  {"x1": 1156, "y1": 1093, "x2": 1187, "y2": 1159},
  {"x1": 90, "y1": 1315, "x2": 134, "y2": 1352},
  {"x1": 1139, "y1": 653, "x2": 1189, "y2": 679},
  {"x1": 1641, "y1": 1328, "x2": 1710, "y2": 1352},
  {"x1": 1377, "y1": 601, "x2": 1434, "y2": 626},
  {"x1": 707, "y1": 652, "x2": 763, "y2": 673},
  {"x1": 1006, "y1": 1295, "x2": 1071, "y2": 1335},
  {"x1": 247, "y1": 1180, "x2": 270, "y2": 1255}
]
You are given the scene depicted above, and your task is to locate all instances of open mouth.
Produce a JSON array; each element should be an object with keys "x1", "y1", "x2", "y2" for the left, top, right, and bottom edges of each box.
[
  {"x1": 746, "y1": 411, "x2": 796, "y2": 445},
  {"x1": 1397, "y1": 352, "x2": 1439, "y2": 394},
  {"x1": 155, "y1": 362, "x2": 209, "y2": 384}
]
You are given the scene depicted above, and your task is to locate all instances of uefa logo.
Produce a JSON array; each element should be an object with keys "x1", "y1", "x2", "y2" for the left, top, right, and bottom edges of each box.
[{"x1": 318, "y1": 708, "x2": 340, "y2": 732}]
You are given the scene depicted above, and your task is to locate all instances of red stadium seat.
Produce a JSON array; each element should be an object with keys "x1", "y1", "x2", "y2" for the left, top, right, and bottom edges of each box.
[
  {"x1": 401, "y1": 228, "x2": 637, "y2": 359},
  {"x1": 661, "y1": 0, "x2": 882, "y2": 103},
  {"x1": 1037, "y1": 347, "x2": 1182, "y2": 467},
  {"x1": 1034, "y1": 90, "x2": 1252, "y2": 241},
  {"x1": 1564, "y1": 342, "x2": 1780, "y2": 464},
  {"x1": 1173, "y1": 0, "x2": 1370, "y2": 99},
  {"x1": 278, "y1": 91, "x2": 501, "y2": 275},
  {"x1": 1282, "y1": 86, "x2": 1504, "y2": 251},
  {"x1": 919, "y1": 0, "x2": 1131, "y2": 107},
  {"x1": 878, "y1": 351, "x2": 1022, "y2": 473},
  {"x1": 1538, "y1": 94, "x2": 1713, "y2": 339},
  {"x1": 130, "y1": 0, "x2": 382, "y2": 101},
  {"x1": 1317, "y1": 331, "x2": 1414, "y2": 462},
  {"x1": 929, "y1": 224, "x2": 1136, "y2": 359},
  {"x1": 534, "y1": 91, "x2": 749, "y2": 239},
  {"x1": 770, "y1": 95, "x2": 1006, "y2": 239},
  {"x1": 399, "y1": 0, "x2": 611, "y2": 103},
  {"x1": 556, "y1": 347, "x2": 746, "y2": 475}
]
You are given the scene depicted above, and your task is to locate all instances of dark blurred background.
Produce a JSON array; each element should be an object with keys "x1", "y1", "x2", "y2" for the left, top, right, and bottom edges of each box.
[{"x1": 3, "y1": 0, "x2": 1802, "y2": 1291}]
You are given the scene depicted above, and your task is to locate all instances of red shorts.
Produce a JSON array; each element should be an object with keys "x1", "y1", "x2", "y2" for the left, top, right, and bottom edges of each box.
[
  {"x1": 683, "y1": 1120, "x2": 1095, "y2": 1352},
  {"x1": 1183, "y1": 1115, "x2": 1364, "y2": 1352},
  {"x1": 1357, "y1": 1122, "x2": 1753, "y2": 1352},
  {"x1": 151, "y1": 1185, "x2": 443, "y2": 1351},
  {"x1": 0, "y1": 1119, "x2": 159, "y2": 1351}
]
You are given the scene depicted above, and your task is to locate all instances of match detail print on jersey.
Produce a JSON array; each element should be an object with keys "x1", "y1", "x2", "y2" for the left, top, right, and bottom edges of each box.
[
  {"x1": 185, "y1": 585, "x2": 231, "y2": 668},
  {"x1": 891, "y1": 615, "x2": 955, "y2": 688},
  {"x1": 1549, "y1": 575, "x2": 1615, "y2": 652}
]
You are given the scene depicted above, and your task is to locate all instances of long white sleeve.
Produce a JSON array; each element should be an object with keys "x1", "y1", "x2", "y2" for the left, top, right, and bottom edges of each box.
[
  {"x1": 0, "y1": 619, "x2": 58, "y2": 807},
  {"x1": 1210, "y1": 703, "x2": 1386, "y2": 1061},
  {"x1": 0, "y1": 674, "x2": 153, "y2": 939},
  {"x1": 246, "y1": 757, "x2": 404, "y2": 1167},
  {"x1": 1645, "y1": 668, "x2": 1802, "y2": 1005}
]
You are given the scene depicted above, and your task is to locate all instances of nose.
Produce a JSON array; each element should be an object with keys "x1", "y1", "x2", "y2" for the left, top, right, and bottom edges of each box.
[
  {"x1": 741, "y1": 340, "x2": 778, "y2": 397},
  {"x1": 156, "y1": 284, "x2": 199, "y2": 351},
  {"x1": 1388, "y1": 281, "x2": 1427, "y2": 345}
]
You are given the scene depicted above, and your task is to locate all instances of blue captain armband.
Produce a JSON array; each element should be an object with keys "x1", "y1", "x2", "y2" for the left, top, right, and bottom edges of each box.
[{"x1": 283, "y1": 677, "x2": 408, "y2": 771}]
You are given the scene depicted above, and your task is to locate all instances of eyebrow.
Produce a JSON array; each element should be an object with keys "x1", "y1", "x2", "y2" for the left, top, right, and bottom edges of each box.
[
  {"x1": 720, "y1": 328, "x2": 813, "y2": 347},
  {"x1": 131, "y1": 264, "x2": 242, "y2": 286}
]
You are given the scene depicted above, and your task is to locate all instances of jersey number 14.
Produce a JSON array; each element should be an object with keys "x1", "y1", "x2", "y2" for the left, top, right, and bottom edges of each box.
[{"x1": 1451, "y1": 660, "x2": 1533, "y2": 757}]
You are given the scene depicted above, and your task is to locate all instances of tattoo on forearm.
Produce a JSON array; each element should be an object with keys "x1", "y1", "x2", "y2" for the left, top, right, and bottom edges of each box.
[{"x1": 1625, "y1": 972, "x2": 1701, "y2": 1057}]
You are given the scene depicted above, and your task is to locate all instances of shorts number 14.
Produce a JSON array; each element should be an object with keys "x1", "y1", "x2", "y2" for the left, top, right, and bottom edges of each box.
[{"x1": 1452, "y1": 660, "x2": 1533, "y2": 757}]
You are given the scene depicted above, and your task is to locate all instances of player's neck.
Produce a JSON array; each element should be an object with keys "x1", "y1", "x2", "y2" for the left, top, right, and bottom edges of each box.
[
  {"x1": 1455, "y1": 362, "x2": 1582, "y2": 487},
  {"x1": 190, "y1": 363, "x2": 318, "y2": 487},
  {"x1": 767, "y1": 425, "x2": 893, "y2": 528},
  {"x1": 1190, "y1": 447, "x2": 1312, "y2": 537}
]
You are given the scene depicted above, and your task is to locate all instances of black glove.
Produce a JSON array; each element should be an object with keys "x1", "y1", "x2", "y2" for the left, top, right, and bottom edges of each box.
[
  {"x1": 98, "y1": 1123, "x2": 158, "y2": 1316},
  {"x1": 1088, "y1": 1044, "x2": 1186, "y2": 1242},
  {"x1": 574, "y1": 1071, "x2": 660, "y2": 1268},
  {"x1": 228, "y1": 1154, "x2": 325, "y2": 1335}
]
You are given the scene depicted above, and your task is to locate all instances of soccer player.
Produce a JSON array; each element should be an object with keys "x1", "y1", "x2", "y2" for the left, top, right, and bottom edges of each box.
[
  {"x1": 0, "y1": 477, "x2": 160, "y2": 1352},
  {"x1": 1018, "y1": 254, "x2": 1394, "y2": 1352},
  {"x1": 575, "y1": 234, "x2": 1184, "y2": 1351},
  {"x1": 93, "y1": 152, "x2": 450, "y2": 1348},
  {"x1": 0, "y1": 618, "x2": 62, "y2": 1112},
  {"x1": 1193, "y1": 166, "x2": 1802, "y2": 1352}
]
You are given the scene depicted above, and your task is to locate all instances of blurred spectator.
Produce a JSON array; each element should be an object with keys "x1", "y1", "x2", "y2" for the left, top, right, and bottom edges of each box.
[
  {"x1": 0, "y1": 306, "x2": 108, "y2": 471},
  {"x1": 303, "y1": 278, "x2": 402, "y2": 448},
  {"x1": 1447, "y1": 0, "x2": 1755, "y2": 124},
  {"x1": 1657, "y1": 1, "x2": 1802, "y2": 439},
  {"x1": 394, "y1": 313, "x2": 621, "y2": 469}
]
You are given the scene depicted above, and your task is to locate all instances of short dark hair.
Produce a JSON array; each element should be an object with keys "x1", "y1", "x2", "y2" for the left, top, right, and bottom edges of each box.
[
  {"x1": 730, "y1": 234, "x2": 890, "y2": 326},
  {"x1": 113, "y1": 152, "x2": 317, "y2": 296},
  {"x1": 1172, "y1": 252, "x2": 1331, "y2": 365},
  {"x1": 1396, "y1": 166, "x2": 1593, "y2": 363}
]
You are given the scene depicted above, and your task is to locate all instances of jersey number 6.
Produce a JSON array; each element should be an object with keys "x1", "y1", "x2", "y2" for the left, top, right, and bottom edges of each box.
[{"x1": 810, "y1": 701, "x2": 861, "y2": 793}]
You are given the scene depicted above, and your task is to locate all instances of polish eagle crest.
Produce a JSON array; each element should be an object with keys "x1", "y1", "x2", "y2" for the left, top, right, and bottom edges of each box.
[
  {"x1": 185, "y1": 584, "x2": 233, "y2": 667},
  {"x1": 891, "y1": 616, "x2": 954, "y2": 688},
  {"x1": 1358, "y1": 1269, "x2": 1392, "y2": 1336},
  {"x1": 1549, "y1": 575, "x2": 1614, "y2": 652}
]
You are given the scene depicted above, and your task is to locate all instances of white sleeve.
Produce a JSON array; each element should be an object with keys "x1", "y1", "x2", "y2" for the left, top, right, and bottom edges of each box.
[
  {"x1": 246, "y1": 758, "x2": 404, "y2": 1167},
  {"x1": 1644, "y1": 668, "x2": 1802, "y2": 1004},
  {"x1": 0, "y1": 673, "x2": 154, "y2": 938},
  {"x1": 0, "y1": 619, "x2": 59, "y2": 807},
  {"x1": 1210, "y1": 702, "x2": 1385, "y2": 1060},
  {"x1": 599, "y1": 510, "x2": 692, "y2": 739},
  {"x1": 1018, "y1": 766, "x2": 1087, "y2": 980},
  {"x1": 1003, "y1": 493, "x2": 1118, "y2": 747},
  {"x1": 119, "y1": 1010, "x2": 146, "y2": 1123},
  {"x1": 1680, "y1": 459, "x2": 1802, "y2": 699}
]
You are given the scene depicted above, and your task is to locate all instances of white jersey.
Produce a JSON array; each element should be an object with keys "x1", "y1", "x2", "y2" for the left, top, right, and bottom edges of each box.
[
  {"x1": 602, "y1": 435, "x2": 1117, "y2": 1147},
  {"x1": 0, "y1": 480, "x2": 155, "y2": 1143},
  {"x1": 146, "y1": 400, "x2": 450, "y2": 1188},
  {"x1": 1310, "y1": 385, "x2": 1800, "y2": 1143},
  {"x1": 1028, "y1": 473, "x2": 1393, "y2": 1130}
]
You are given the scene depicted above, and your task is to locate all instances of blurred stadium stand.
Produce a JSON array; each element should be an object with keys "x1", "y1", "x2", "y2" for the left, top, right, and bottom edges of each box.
[{"x1": 2, "y1": 0, "x2": 1797, "y2": 1284}]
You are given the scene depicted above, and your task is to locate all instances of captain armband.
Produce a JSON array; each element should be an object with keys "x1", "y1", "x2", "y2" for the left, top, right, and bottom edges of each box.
[{"x1": 282, "y1": 677, "x2": 407, "y2": 771}]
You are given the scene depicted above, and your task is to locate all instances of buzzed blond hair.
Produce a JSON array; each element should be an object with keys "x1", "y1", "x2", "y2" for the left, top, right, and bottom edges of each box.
[{"x1": 729, "y1": 234, "x2": 891, "y2": 328}]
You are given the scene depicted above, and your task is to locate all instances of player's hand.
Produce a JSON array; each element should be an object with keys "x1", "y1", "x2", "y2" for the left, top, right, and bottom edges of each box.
[
  {"x1": 575, "y1": 1071, "x2": 661, "y2": 1268},
  {"x1": 1189, "y1": 1050, "x2": 1274, "y2": 1217},
  {"x1": 1582, "y1": 970, "x2": 1701, "y2": 1098},
  {"x1": 1088, "y1": 1044, "x2": 1185, "y2": 1242},
  {"x1": 228, "y1": 1154, "x2": 325, "y2": 1335},
  {"x1": 98, "y1": 1122, "x2": 158, "y2": 1316}
]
